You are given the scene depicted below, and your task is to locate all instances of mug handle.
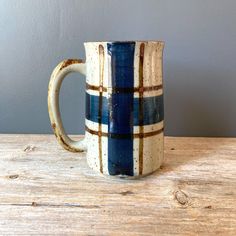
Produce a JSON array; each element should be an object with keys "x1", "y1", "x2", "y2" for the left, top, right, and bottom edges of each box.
[{"x1": 48, "y1": 59, "x2": 87, "y2": 152}]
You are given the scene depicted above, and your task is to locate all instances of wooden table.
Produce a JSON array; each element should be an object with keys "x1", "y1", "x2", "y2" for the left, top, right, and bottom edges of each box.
[{"x1": 0, "y1": 135, "x2": 235, "y2": 235}]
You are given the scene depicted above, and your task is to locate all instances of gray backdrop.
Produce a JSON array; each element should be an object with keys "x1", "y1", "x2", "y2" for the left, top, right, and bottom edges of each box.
[{"x1": 1, "y1": 0, "x2": 236, "y2": 136}]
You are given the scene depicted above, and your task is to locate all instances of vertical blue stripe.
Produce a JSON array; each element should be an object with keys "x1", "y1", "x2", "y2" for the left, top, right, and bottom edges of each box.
[{"x1": 107, "y1": 42, "x2": 135, "y2": 176}]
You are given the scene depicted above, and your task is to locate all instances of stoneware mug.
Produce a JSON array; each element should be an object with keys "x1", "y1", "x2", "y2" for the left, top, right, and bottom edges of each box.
[{"x1": 48, "y1": 40, "x2": 164, "y2": 178}]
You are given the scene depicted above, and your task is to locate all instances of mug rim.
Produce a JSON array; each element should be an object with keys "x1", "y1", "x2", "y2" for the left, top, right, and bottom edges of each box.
[{"x1": 84, "y1": 40, "x2": 165, "y2": 44}]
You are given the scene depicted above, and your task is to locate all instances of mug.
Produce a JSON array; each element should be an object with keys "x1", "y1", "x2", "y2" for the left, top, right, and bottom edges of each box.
[{"x1": 48, "y1": 41, "x2": 164, "y2": 178}]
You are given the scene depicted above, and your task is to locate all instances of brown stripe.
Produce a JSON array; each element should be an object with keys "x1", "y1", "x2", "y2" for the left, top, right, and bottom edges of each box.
[
  {"x1": 139, "y1": 43, "x2": 145, "y2": 175},
  {"x1": 137, "y1": 128, "x2": 164, "y2": 138},
  {"x1": 85, "y1": 126, "x2": 164, "y2": 139},
  {"x1": 98, "y1": 45, "x2": 104, "y2": 173},
  {"x1": 86, "y1": 83, "x2": 107, "y2": 92},
  {"x1": 143, "y1": 84, "x2": 163, "y2": 92},
  {"x1": 86, "y1": 83, "x2": 162, "y2": 93}
]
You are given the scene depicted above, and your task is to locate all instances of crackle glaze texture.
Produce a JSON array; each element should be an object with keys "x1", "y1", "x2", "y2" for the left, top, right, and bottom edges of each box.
[{"x1": 85, "y1": 41, "x2": 164, "y2": 177}]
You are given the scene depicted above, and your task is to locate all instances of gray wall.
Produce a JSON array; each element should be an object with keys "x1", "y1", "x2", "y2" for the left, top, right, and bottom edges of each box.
[{"x1": 1, "y1": 0, "x2": 236, "y2": 136}]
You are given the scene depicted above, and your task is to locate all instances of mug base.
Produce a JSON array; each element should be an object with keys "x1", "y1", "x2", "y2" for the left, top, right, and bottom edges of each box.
[
  {"x1": 88, "y1": 163, "x2": 162, "y2": 180},
  {"x1": 102, "y1": 171, "x2": 158, "y2": 180}
]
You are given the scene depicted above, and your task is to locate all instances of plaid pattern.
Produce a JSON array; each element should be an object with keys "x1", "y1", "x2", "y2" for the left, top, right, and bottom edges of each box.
[{"x1": 85, "y1": 41, "x2": 164, "y2": 176}]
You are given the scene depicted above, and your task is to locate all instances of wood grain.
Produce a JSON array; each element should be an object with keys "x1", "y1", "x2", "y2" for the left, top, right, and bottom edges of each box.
[{"x1": 0, "y1": 135, "x2": 235, "y2": 235}]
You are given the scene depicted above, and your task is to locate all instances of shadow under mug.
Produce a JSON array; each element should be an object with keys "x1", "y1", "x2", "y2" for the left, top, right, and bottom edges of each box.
[{"x1": 48, "y1": 41, "x2": 164, "y2": 178}]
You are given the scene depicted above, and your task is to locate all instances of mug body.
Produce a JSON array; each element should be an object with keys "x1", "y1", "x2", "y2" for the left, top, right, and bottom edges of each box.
[{"x1": 85, "y1": 41, "x2": 164, "y2": 177}]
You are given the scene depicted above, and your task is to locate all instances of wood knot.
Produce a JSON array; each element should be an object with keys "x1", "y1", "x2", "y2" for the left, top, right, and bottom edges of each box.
[
  {"x1": 205, "y1": 205, "x2": 212, "y2": 209},
  {"x1": 174, "y1": 190, "x2": 188, "y2": 205},
  {"x1": 24, "y1": 145, "x2": 36, "y2": 152},
  {"x1": 31, "y1": 202, "x2": 37, "y2": 207},
  {"x1": 119, "y1": 191, "x2": 134, "y2": 196},
  {"x1": 8, "y1": 174, "x2": 19, "y2": 179}
]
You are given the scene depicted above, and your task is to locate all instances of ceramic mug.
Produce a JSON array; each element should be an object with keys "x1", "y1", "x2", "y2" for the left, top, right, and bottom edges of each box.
[{"x1": 48, "y1": 41, "x2": 164, "y2": 178}]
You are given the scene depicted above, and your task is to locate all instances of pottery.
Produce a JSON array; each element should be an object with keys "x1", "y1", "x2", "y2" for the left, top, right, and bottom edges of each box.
[{"x1": 48, "y1": 41, "x2": 164, "y2": 177}]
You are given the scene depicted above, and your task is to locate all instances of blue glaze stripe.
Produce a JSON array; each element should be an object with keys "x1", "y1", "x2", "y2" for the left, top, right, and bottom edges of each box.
[
  {"x1": 86, "y1": 93, "x2": 164, "y2": 126},
  {"x1": 86, "y1": 93, "x2": 109, "y2": 124},
  {"x1": 107, "y1": 42, "x2": 135, "y2": 176}
]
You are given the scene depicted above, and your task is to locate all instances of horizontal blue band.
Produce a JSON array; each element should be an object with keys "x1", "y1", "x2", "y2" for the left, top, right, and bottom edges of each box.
[{"x1": 86, "y1": 93, "x2": 164, "y2": 128}]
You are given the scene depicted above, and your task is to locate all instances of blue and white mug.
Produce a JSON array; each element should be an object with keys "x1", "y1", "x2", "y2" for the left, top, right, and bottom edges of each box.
[{"x1": 48, "y1": 41, "x2": 164, "y2": 178}]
